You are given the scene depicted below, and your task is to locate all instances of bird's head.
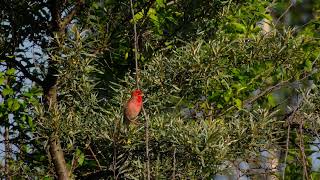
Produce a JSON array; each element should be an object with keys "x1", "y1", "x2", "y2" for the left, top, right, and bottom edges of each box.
[{"x1": 131, "y1": 89, "x2": 143, "y2": 98}]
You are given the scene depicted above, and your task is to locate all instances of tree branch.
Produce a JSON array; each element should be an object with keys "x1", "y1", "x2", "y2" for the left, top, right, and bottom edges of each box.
[
  {"x1": 1, "y1": 55, "x2": 44, "y2": 86},
  {"x1": 60, "y1": 0, "x2": 84, "y2": 29},
  {"x1": 49, "y1": 135, "x2": 69, "y2": 180},
  {"x1": 243, "y1": 79, "x2": 291, "y2": 106}
]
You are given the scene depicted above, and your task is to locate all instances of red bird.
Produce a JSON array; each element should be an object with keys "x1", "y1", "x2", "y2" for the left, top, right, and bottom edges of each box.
[{"x1": 124, "y1": 89, "x2": 143, "y2": 125}]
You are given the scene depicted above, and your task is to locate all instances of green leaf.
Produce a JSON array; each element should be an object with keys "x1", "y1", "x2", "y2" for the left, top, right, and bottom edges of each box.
[
  {"x1": 148, "y1": 8, "x2": 159, "y2": 27},
  {"x1": 311, "y1": 172, "x2": 320, "y2": 180},
  {"x1": 78, "y1": 152, "x2": 85, "y2": 166},
  {"x1": 21, "y1": 115, "x2": 26, "y2": 122},
  {"x1": 223, "y1": 89, "x2": 233, "y2": 102},
  {"x1": 28, "y1": 116, "x2": 34, "y2": 130},
  {"x1": 11, "y1": 99, "x2": 20, "y2": 111},
  {"x1": 76, "y1": 149, "x2": 85, "y2": 166},
  {"x1": 304, "y1": 59, "x2": 312, "y2": 72},
  {"x1": 132, "y1": 10, "x2": 144, "y2": 23},
  {"x1": 156, "y1": 0, "x2": 165, "y2": 7},
  {"x1": 7, "y1": 98, "x2": 14, "y2": 109},
  {"x1": 0, "y1": 77, "x2": 4, "y2": 85},
  {"x1": 92, "y1": 2, "x2": 99, "y2": 9},
  {"x1": 262, "y1": 14, "x2": 272, "y2": 21},
  {"x1": 231, "y1": 22, "x2": 246, "y2": 33},
  {"x1": 234, "y1": 98, "x2": 242, "y2": 109},
  {"x1": 223, "y1": 95, "x2": 230, "y2": 102},
  {"x1": 267, "y1": 94, "x2": 276, "y2": 107},
  {"x1": 6, "y1": 68, "x2": 16, "y2": 76},
  {"x1": 2, "y1": 87, "x2": 13, "y2": 96},
  {"x1": 124, "y1": 52, "x2": 129, "y2": 60}
]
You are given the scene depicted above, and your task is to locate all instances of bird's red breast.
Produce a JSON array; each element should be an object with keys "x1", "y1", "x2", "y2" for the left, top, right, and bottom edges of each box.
[{"x1": 124, "y1": 89, "x2": 143, "y2": 124}]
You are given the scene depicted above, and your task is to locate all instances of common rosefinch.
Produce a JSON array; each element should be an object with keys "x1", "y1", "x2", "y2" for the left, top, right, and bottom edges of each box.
[{"x1": 124, "y1": 89, "x2": 143, "y2": 125}]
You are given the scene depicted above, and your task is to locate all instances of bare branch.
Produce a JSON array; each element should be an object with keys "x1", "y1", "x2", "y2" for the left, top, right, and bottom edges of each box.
[
  {"x1": 87, "y1": 144, "x2": 102, "y2": 170},
  {"x1": 244, "y1": 79, "x2": 291, "y2": 106},
  {"x1": 1, "y1": 55, "x2": 44, "y2": 86},
  {"x1": 142, "y1": 107, "x2": 150, "y2": 180},
  {"x1": 298, "y1": 119, "x2": 309, "y2": 179},
  {"x1": 60, "y1": 0, "x2": 84, "y2": 29},
  {"x1": 130, "y1": 0, "x2": 139, "y2": 89},
  {"x1": 282, "y1": 99, "x2": 302, "y2": 179}
]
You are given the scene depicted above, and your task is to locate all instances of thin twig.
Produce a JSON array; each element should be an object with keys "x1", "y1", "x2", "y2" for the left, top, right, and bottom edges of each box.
[
  {"x1": 130, "y1": 0, "x2": 139, "y2": 89},
  {"x1": 283, "y1": 123, "x2": 291, "y2": 179},
  {"x1": 142, "y1": 107, "x2": 151, "y2": 180},
  {"x1": 87, "y1": 144, "x2": 102, "y2": 171},
  {"x1": 244, "y1": 79, "x2": 291, "y2": 106},
  {"x1": 130, "y1": 0, "x2": 150, "y2": 178},
  {"x1": 172, "y1": 146, "x2": 176, "y2": 180},
  {"x1": 298, "y1": 119, "x2": 309, "y2": 179},
  {"x1": 129, "y1": 0, "x2": 150, "y2": 178},
  {"x1": 282, "y1": 104, "x2": 300, "y2": 179},
  {"x1": 70, "y1": 150, "x2": 79, "y2": 176},
  {"x1": 243, "y1": 69, "x2": 316, "y2": 108},
  {"x1": 112, "y1": 119, "x2": 119, "y2": 179},
  {"x1": 275, "y1": 1, "x2": 294, "y2": 26}
]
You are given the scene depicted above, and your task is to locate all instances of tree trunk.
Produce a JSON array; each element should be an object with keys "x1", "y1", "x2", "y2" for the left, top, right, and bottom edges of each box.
[
  {"x1": 45, "y1": 0, "x2": 68, "y2": 178},
  {"x1": 49, "y1": 135, "x2": 69, "y2": 180},
  {"x1": 43, "y1": 65, "x2": 70, "y2": 179},
  {"x1": 45, "y1": 0, "x2": 84, "y2": 178}
]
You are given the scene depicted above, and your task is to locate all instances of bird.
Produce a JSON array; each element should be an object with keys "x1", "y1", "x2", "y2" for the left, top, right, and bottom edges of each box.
[{"x1": 124, "y1": 89, "x2": 143, "y2": 125}]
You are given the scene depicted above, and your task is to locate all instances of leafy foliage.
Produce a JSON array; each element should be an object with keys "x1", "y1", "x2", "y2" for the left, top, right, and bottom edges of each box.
[
  {"x1": 0, "y1": 0, "x2": 320, "y2": 179},
  {"x1": 0, "y1": 63, "x2": 46, "y2": 178}
]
